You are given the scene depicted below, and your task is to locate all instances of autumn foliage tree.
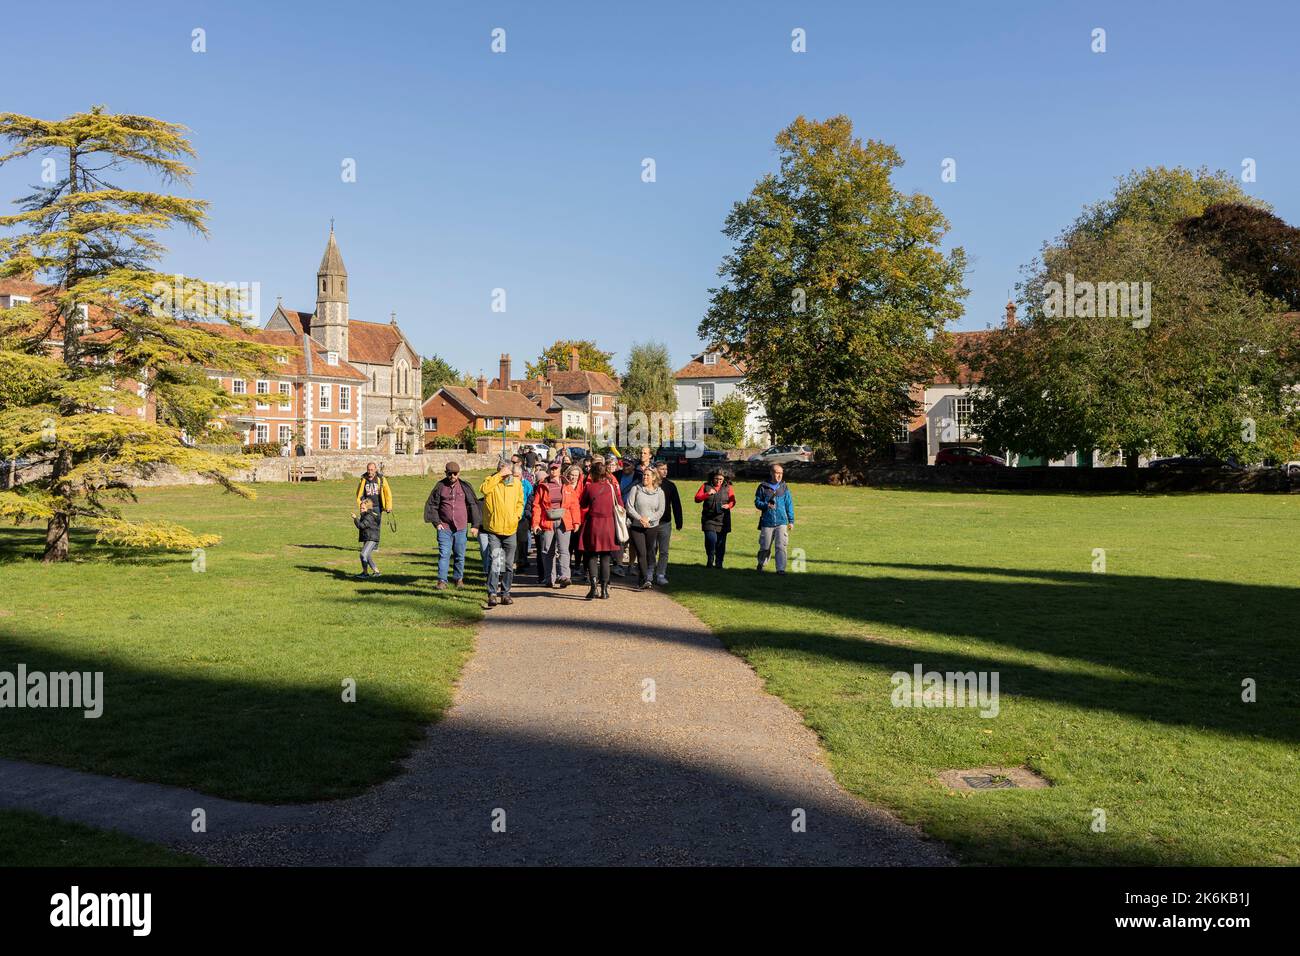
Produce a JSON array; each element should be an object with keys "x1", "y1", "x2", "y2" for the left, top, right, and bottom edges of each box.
[{"x1": 0, "y1": 107, "x2": 282, "y2": 561}]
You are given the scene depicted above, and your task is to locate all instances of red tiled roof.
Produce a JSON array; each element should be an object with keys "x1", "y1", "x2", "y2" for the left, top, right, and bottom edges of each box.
[
  {"x1": 347, "y1": 319, "x2": 405, "y2": 365},
  {"x1": 274, "y1": 308, "x2": 405, "y2": 365},
  {"x1": 547, "y1": 369, "x2": 620, "y2": 395},
  {"x1": 674, "y1": 352, "x2": 747, "y2": 379},
  {"x1": 187, "y1": 321, "x2": 367, "y2": 380},
  {"x1": 436, "y1": 385, "x2": 547, "y2": 420}
]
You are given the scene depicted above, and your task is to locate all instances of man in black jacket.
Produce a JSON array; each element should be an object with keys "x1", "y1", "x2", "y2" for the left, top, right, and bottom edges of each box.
[
  {"x1": 653, "y1": 461, "x2": 683, "y2": 585},
  {"x1": 423, "y1": 460, "x2": 482, "y2": 589}
]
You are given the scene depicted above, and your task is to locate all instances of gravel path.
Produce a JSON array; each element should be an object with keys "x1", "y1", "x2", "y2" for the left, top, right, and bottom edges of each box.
[{"x1": 1, "y1": 573, "x2": 950, "y2": 866}]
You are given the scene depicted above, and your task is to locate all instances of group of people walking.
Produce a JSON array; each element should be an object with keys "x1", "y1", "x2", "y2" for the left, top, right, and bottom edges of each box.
[{"x1": 349, "y1": 450, "x2": 797, "y2": 607}]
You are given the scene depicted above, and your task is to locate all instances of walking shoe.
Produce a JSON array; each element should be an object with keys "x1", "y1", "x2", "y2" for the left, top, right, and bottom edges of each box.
[
  {"x1": 655, "y1": 574, "x2": 668, "y2": 585},
  {"x1": 354, "y1": 571, "x2": 369, "y2": 579},
  {"x1": 755, "y1": 562, "x2": 764, "y2": 572},
  {"x1": 777, "y1": 569, "x2": 786, "y2": 575},
  {"x1": 453, "y1": 578, "x2": 464, "y2": 588},
  {"x1": 638, "y1": 579, "x2": 652, "y2": 590},
  {"x1": 599, "y1": 583, "x2": 610, "y2": 599},
  {"x1": 486, "y1": 594, "x2": 499, "y2": 608},
  {"x1": 613, "y1": 565, "x2": 626, "y2": 577},
  {"x1": 585, "y1": 585, "x2": 598, "y2": 601},
  {"x1": 558, "y1": 578, "x2": 570, "y2": 588},
  {"x1": 435, "y1": 580, "x2": 447, "y2": 590},
  {"x1": 500, "y1": 594, "x2": 514, "y2": 606}
]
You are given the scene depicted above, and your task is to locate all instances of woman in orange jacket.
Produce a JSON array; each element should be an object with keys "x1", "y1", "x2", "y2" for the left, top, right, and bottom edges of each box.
[{"x1": 531, "y1": 461, "x2": 582, "y2": 587}]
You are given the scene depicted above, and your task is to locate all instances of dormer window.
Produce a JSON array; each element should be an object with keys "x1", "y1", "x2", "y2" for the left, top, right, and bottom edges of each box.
[
  {"x1": 326, "y1": 351, "x2": 339, "y2": 366},
  {"x1": 702, "y1": 352, "x2": 718, "y2": 366}
]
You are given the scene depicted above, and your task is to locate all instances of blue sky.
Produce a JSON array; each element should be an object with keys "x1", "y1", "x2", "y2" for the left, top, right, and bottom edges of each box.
[{"x1": 4, "y1": 0, "x2": 1298, "y2": 376}]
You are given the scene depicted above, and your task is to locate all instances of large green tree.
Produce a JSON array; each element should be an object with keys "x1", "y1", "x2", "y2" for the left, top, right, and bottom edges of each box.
[
  {"x1": 0, "y1": 107, "x2": 279, "y2": 561},
  {"x1": 699, "y1": 115, "x2": 968, "y2": 467},
  {"x1": 525, "y1": 339, "x2": 616, "y2": 379},
  {"x1": 617, "y1": 341, "x2": 677, "y2": 416},
  {"x1": 421, "y1": 353, "x2": 460, "y2": 399},
  {"x1": 970, "y1": 168, "x2": 1299, "y2": 466}
]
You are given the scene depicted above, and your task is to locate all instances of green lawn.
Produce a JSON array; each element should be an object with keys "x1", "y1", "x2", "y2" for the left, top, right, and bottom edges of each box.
[
  {"x1": 0, "y1": 473, "x2": 487, "y2": 802},
  {"x1": 0, "y1": 810, "x2": 200, "y2": 866},
  {"x1": 666, "y1": 481, "x2": 1300, "y2": 865},
  {"x1": 3, "y1": 473, "x2": 1296, "y2": 865}
]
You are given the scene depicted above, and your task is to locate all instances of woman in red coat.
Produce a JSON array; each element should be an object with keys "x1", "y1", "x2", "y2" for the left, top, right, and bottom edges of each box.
[{"x1": 579, "y1": 458, "x2": 624, "y2": 600}]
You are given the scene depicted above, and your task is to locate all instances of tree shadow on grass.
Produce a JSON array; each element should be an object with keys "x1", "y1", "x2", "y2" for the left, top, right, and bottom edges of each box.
[
  {"x1": 0, "y1": 527, "x2": 188, "y2": 567},
  {"x1": 657, "y1": 562, "x2": 1300, "y2": 745}
]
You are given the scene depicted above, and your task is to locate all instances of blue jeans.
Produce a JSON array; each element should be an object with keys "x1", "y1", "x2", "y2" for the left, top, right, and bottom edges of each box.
[
  {"x1": 704, "y1": 530, "x2": 727, "y2": 567},
  {"x1": 479, "y1": 531, "x2": 517, "y2": 595},
  {"x1": 436, "y1": 526, "x2": 468, "y2": 583}
]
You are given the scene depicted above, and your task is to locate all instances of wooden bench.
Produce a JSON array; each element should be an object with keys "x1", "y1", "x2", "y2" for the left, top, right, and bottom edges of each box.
[{"x1": 289, "y1": 462, "x2": 319, "y2": 482}]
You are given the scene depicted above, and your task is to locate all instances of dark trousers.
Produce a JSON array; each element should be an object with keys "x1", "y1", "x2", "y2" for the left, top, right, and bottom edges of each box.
[
  {"x1": 628, "y1": 524, "x2": 657, "y2": 583},
  {"x1": 654, "y1": 522, "x2": 672, "y2": 578},
  {"x1": 586, "y1": 551, "x2": 613, "y2": 584},
  {"x1": 514, "y1": 514, "x2": 531, "y2": 571},
  {"x1": 704, "y1": 530, "x2": 728, "y2": 567}
]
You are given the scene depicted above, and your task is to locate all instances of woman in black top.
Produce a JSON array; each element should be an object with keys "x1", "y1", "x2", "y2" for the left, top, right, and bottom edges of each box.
[{"x1": 693, "y1": 469, "x2": 735, "y2": 568}]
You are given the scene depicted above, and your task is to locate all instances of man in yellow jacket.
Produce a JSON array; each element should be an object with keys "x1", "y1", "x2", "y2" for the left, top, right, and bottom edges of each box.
[
  {"x1": 356, "y1": 462, "x2": 393, "y2": 513},
  {"x1": 478, "y1": 456, "x2": 524, "y2": 607}
]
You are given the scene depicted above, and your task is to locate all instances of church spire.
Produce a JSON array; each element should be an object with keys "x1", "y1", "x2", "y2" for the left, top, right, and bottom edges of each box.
[
  {"x1": 318, "y1": 222, "x2": 347, "y2": 281},
  {"x1": 315, "y1": 224, "x2": 348, "y2": 359}
]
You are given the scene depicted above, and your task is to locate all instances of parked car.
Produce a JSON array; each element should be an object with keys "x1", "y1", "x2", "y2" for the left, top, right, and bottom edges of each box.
[
  {"x1": 653, "y1": 442, "x2": 728, "y2": 478},
  {"x1": 935, "y1": 446, "x2": 1006, "y2": 467},
  {"x1": 748, "y1": 444, "x2": 814, "y2": 465},
  {"x1": 517, "y1": 443, "x2": 551, "y2": 463},
  {"x1": 563, "y1": 446, "x2": 592, "y2": 462},
  {"x1": 1147, "y1": 455, "x2": 1242, "y2": 471},
  {"x1": 1285, "y1": 460, "x2": 1300, "y2": 479}
]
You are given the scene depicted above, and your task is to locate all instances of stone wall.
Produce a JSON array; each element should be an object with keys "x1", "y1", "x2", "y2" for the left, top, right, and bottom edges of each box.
[{"x1": 127, "y1": 451, "x2": 500, "y2": 488}]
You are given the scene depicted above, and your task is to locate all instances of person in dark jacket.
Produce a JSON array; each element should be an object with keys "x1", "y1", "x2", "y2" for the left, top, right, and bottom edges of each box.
[
  {"x1": 653, "y1": 461, "x2": 683, "y2": 584},
  {"x1": 423, "y1": 460, "x2": 482, "y2": 589},
  {"x1": 352, "y1": 498, "x2": 382, "y2": 577},
  {"x1": 694, "y1": 469, "x2": 735, "y2": 568}
]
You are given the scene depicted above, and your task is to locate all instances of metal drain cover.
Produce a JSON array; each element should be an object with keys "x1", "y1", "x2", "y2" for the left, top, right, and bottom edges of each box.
[{"x1": 962, "y1": 774, "x2": 1016, "y2": 790}]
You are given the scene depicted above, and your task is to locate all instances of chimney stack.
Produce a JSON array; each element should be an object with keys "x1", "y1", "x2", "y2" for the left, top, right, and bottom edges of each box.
[
  {"x1": 477, "y1": 372, "x2": 488, "y2": 401},
  {"x1": 546, "y1": 358, "x2": 558, "y2": 382},
  {"x1": 568, "y1": 346, "x2": 580, "y2": 372},
  {"x1": 499, "y1": 353, "x2": 511, "y2": 390},
  {"x1": 1005, "y1": 301, "x2": 1017, "y2": 329}
]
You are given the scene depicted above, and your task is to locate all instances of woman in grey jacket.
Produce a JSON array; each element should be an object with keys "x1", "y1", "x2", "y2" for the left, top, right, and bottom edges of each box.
[{"x1": 624, "y1": 468, "x2": 666, "y2": 589}]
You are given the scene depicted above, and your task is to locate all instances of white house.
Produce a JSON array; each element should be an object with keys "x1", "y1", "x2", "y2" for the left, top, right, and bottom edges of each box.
[{"x1": 673, "y1": 350, "x2": 769, "y2": 446}]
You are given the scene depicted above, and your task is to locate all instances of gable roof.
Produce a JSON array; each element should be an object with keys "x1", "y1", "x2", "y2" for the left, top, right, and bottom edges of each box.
[
  {"x1": 348, "y1": 319, "x2": 407, "y2": 365},
  {"x1": 186, "y1": 321, "x2": 367, "y2": 381},
  {"x1": 675, "y1": 352, "x2": 747, "y2": 379},
  {"x1": 547, "y1": 369, "x2": 620, "y2": 395},
  {"x1": 434, "y1": 385, "x2": 547, "y2": 420},
  {"x1": 269, "y1": 307, "x2": 409, "y2": 366}
]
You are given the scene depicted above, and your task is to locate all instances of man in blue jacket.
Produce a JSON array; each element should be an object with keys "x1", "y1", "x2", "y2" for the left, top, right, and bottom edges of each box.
[{"x1": 755, "y1": 462, "x2": 795, "y2": 574}]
